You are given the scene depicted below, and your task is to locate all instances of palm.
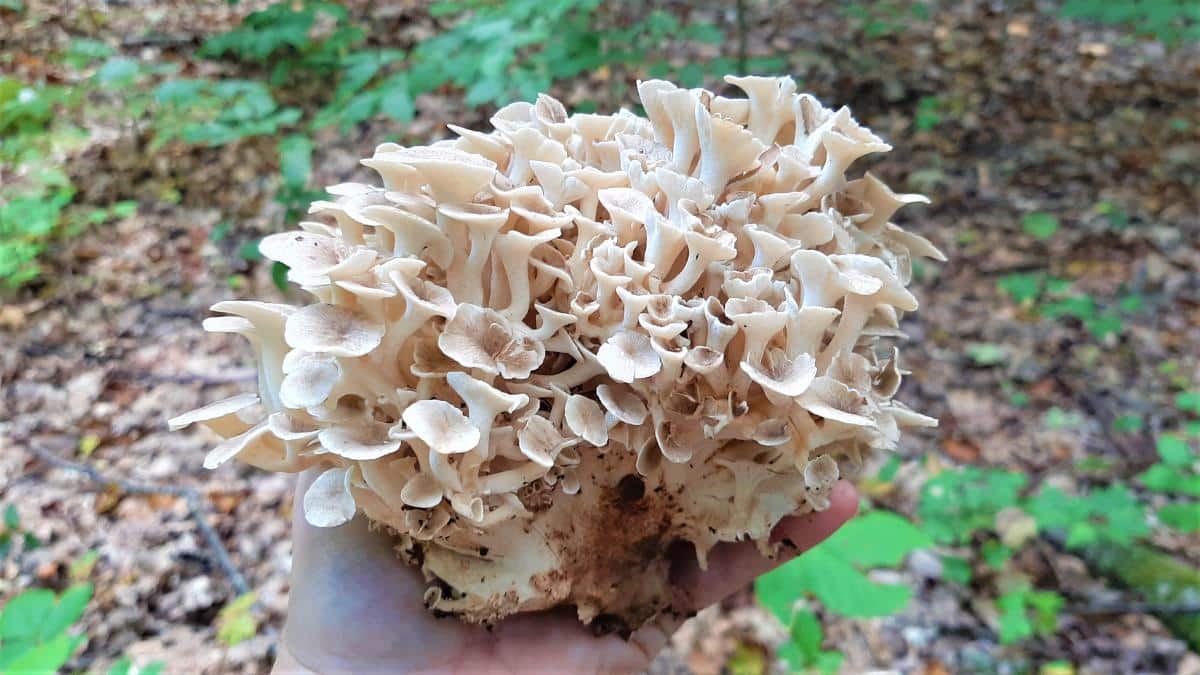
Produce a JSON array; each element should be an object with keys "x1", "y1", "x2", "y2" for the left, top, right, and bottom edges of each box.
[{"x1": 278, "y1": 470, "x2": 857, "y2": 674}]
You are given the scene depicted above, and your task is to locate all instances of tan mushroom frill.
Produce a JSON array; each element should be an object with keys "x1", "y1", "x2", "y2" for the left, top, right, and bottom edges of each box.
[{"x1": 171, "y1": 76, "x2": 942, "y2": 630}]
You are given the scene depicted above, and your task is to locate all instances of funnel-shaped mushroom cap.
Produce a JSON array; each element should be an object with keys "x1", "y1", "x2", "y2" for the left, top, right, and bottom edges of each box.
[
  {"x1": 402, "y1": 400, "x2": 480, "y2": 455},
  {"x1": 284, "y1": 304, "x2": 384, "y2": 357},
  {"x1": 596, "y1": 330, "x2": 662, "y2": 383},
  {"x1": 384, "y1": 146, "x2": 498, "y2": 204},
  {"x1": 304, "y1": 466, "x2": 357, "y2": 527},
  {"x1": 168, "y1": 393, "x2": 259, "y2": 432},
  {"x1": 518, "y1": 414, "x2": 568, "y2": 467},
  {"x1": 741, "y1": 348, "x2": 817, "y2": 404},
  {"x1": 596, "y1": 383, "x2": 649, "y2": 426},
  {"x1": 318, "y1": 423, "x2": 403, "y2": 461},
  {"x1": 564, "y1": 394, "x2": 608, "y2": 447},
  {"x1": 438, "y1": 304, "x2": 545, "y2": 379}
]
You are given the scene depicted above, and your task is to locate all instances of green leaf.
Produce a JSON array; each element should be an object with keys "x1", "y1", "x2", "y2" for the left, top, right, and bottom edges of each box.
[
  {"x1": 1066, "y1": 521, "x2": 1099, "y2": 548},
  {"x1": 38, "y1": 583, "x2": 92, "y2": 641},
  {"x1": 788, "y1": 607, "x2": 823, "y2": 664},
  {"x1": 1140, "y1": 464, "x2": 1200, "y2": 496},
  {"x1": 4, "y1": 633, "x2": 84, "y2": 673},
  {"x1": 1085, "y1": 312, "x2": 1123, "y2": 339},
  {"x1": 996, "y1": 592, "x2": 1033, "y2": 644},
  {"x1": 965, "y1": 343, "x2": 1007, "y2": 366},
  {"x1": 940, "y1": 555, "x2": 972, "y2": 585},
  {"x1": 997, "y1": 272, "x2": 1042, "y2": 304},
  {"x1": 1043, "y1": 407, "x2": 1084, "y2": 430},
  {"x1": 1157, "y1": 435, "x2": 1194, "y2": 467},
  {"x1": 823, "y1": 511, "x2": 932, "y2": 568},
  {"x1": 1022, "y1": 212, "x2": 1059, "y2": 239},
  {"x1": 271, "y1": 261, "x2": 290, "y2": 293},
  {"x1": 237, "y1": 240, "x2": 263, "y2": 262},
  {"x1": 1112, "y1": 414, "x2": 1143, "y2": 433},
  {"x1": 1027, "y1": 590, "x2": 1063, "y2": 635},
  {"x1": 216, "y1": 592, "x2": 258, "y2": 647},
  {"x1": 1158, "y1": 503, "x2": 1200, "y2": 532},
  {"x1": 726, "y1": 641, "x2": 766, "y2": 675},
  {"x1": 108, "y1": 655, "x2": 133, "y2": 675},
  {"x1": 0, "y1": 588, "x2": 55, "y2": 641},
  {"x1": 758, "y1": 545, "x2": 913, "y2": 618},
  {"x1": 378, "y1": 73, "x2": 415, "y2": 124},
  {"x1": 918, "y1": 467, "x2": 1027, "y2": 544},
  {"x1": 95, "y1": 57, "x2": 141, "y2": 86},
  {"x1": 3, "y1": 504, "x2": 18, "y2": 530},
  {"x1": 1040, "y1": 295, "x2": 1095, "y2": 320},
  {"x1": 279, "y1": 135, "x2": 313, "y2": 190},
  {"x1": 981, "y1": 540, "x2": 1013, "y2": 569},
  {"x1": 1177, "y1": 391, "x2": 1200, "y2": 414}
]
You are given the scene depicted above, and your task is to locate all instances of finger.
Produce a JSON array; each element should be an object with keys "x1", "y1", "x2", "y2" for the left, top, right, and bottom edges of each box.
[{"x1": 670, "y1": 480, "x2": 858, "y2": 611}]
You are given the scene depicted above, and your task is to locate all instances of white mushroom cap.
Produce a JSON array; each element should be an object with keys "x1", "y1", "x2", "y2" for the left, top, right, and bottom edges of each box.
[
  {"x1": 317, "y1": 424, "x2": 403, "y2": 461},
  {"x1": 168, "y1": 393, "x2": 259, "y2": 432},
  {"x1": 284, "y1": 304, "x2": 384, "y2": 357},
  {"x1": 400, "y1": 473, "x2": 444, "y2": 509},
  {"x1": 304, "y1": 466, "x2": 357, "y2": 527},
  {"x1": 740, "y1": 348, "x2": 817, "y2": 405},
  {"x1": 401, "y1": 400, "x2": 480, "y2": 455},
  {"x1": 596, "y1": 383, "x2": 649, "y2": 426},
  {"x1": 564, "y1": 394, "x2": 608, "y2": 447},
  {"x1": 517, "y1": 414, "x2": 569, "y2": 468},
  {"x1": 596, "y1": 330, "x2": 662, "y2": 383},
  {"x1": 279, "y1": 351, "x2": 340, "y2": 409},
  {"x1": 438, "y1": 304, "x2": 545, "y2": 379}
]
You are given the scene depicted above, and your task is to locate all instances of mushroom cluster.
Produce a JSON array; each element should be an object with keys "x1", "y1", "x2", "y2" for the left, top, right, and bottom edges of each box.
[{"x1": 171, "y1": 76, "x2": 942, "y2": 630}]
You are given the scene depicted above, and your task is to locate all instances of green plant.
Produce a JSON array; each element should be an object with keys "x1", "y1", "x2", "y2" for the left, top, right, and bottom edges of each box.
[
  {"x1": 151, "y1": 79, "x2": 300, "y2": 149},
  {"x1": 1138, "y1": 433, "x2": 1200, "y2": 496},
  {"x1": 0, "y1": 504, "x2": 40, "y2": 558},
  {"x1": 107, "y1": 656, "x2": 166, "y2": 675},
  {"x1": 216, "y1": 592, "x2": 259, "y2": 647},
  {"x1": 1021, "y1": 212, "x2": 1060, "y2": 239},
  {"x1": 199, "y1": 1, "x2": 364, "y2": 83},
  {"x1": 756, "y1": 510, "x2": 930, "y2": 671},
  {"x1": 842, "y1": 1, "x2": 932, "y2": 38},
  {"x1": 914, "y1": 95, "x2": 942, "y2": 132},
  {"x1": 0, "y1": 584, "x2": 92, "y2": 673},
  {"x1": 918, "y1": 467, "x2": 1027, "y2": 544},
  {"x1": 1059, "y1": 0, "x2": 1200, "y2": 45},
  {"x1": 1027, "y1": 483, "x2": 1149, "y2": 548},
  {"x1": 996, "y1": 585, "x2": 1064, "y2": 644}
]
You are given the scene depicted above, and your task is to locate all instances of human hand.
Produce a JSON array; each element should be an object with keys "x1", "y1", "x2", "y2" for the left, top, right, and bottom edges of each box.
[{"x1": 274, "y1": 469, "x2": 858, "y2": 674}]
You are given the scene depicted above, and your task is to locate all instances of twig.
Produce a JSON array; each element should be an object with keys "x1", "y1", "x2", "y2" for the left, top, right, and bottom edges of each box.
[
  {"x1": 25, "y1": 445, "x2": 250, "y2": 597},
  {"x1": 1064, "y1": 600, "x2": 1200, "y2": 616},
  {"x1": 109, "y1": 369, "x2": 258, "y2": 386}
]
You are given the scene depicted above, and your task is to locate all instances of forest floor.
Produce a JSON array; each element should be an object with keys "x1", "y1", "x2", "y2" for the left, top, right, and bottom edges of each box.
[{"x1": 2, "y1": 1, "x2": 1199, "y2": 673}]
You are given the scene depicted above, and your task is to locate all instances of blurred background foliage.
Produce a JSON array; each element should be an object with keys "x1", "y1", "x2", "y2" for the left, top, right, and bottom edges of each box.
[{"x1": 1, "y1": 0, "x2": 1198, "y2": 673}]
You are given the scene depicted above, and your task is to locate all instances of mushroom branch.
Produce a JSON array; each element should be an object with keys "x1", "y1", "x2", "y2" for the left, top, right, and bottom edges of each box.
[{"x1": 171, "y1": 75, "x2": 943, "y2": 632}]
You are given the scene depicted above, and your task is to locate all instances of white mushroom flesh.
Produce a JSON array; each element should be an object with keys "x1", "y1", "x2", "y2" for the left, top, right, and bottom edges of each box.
[{"x1": 172, "y1": 75, "x2": 940, "y2": 631}]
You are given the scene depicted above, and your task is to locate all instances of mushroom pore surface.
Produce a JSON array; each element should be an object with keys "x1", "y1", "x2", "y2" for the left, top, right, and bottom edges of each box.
[{"x1": 172, "y1": 75, "x2": 942, "y2": 631}]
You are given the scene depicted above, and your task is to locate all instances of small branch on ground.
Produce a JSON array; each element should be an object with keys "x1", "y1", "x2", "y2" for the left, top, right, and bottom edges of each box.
[
  {"x1": 1065, "y1": 600, "x2": 1200, "y2": 616},
  {"x1": 25, "y1": 445, "x2": 250, "y2": 597}
]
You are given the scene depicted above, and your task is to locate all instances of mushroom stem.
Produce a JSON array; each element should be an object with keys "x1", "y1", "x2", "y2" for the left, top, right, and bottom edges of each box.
[
  {"x1": 439, "y1": 204, "x2": 510, "y2": 306},
  {"x1": 493, "y1": 228, "x2": 561, "y2": 322},
  {"x1": 663, "y1": 230, "x2": 736, "y2": 296},
  {"x1": 447, "y1": 371, "x2": 528, "y2": 461}
]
